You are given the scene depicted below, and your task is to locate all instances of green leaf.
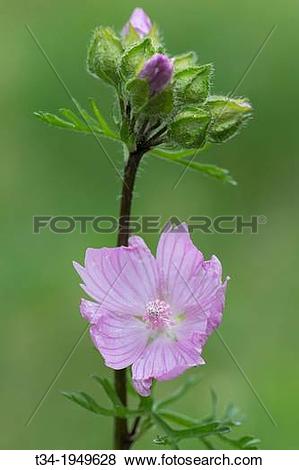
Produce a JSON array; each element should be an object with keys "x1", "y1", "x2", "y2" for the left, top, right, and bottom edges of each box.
[
  {"x1": 92, "y1": 376, "x2": 124, "y2": 409},
  {"x1": 35, "y1": 100, "x2": 120, "y2": 142},
  {"x1": 206, "y1": 96, "x2": 253, "y2": 143},
  {"x1": 62, "y1": 391, "x2": 116, "y2": 416},
  {"x1": 174, "y1": 52, "x2": 198, "y2": 74},
  {"x1": 151, "y1": 149, "x2": 237, "y2": 185},
  {"x1": 223, "y1": 403, "x2": 242, "y2": 426},
  {"x1": 126, "y1": 78, "x2": 150, "y2": 113},
  {"x1": 153, "y1": 435, "x2": 171, "y2": 446},
  {"x1": 120, "y1": 38, "x2": 155, "y2": 80},
  {"x1": 172, "y1": 422, "x2": 230, "y2": 441},
  {"x1": 71, "y1": 99, "x2": 99, "y2": 127},
  {"x1": 62, "y1": 389, "x2": 141, "y2": 419},
  {"x1": 156, "y1": 376, "x2": 202, "y2": 410},
  {"x1": 152, "y1": 413, "x2": 229, "y2": 447},
  {"x1": 34, "y1": 111, "x2": 76, "y2": 130},
  {"x1": 140, "y1": 396, "x2": 154, "y2": 412},
  {"x1": 151, "y1": 147, "x2": 203, "y2": 160},
  {"x1": 145, "y1": 86, "x2": 174, "y2": 116},
  {"x1": 89, "y1": 98, "x2": 119, "y2": 139},
  {"x1": 59, "y1": 108, "x2": 89, "y2": 130},
  {"x1": 202, "y1": 438, "x2": 215, "y2": 450},
  {"x1": 219, "y1": 434, "x2": 261, "y2": 450},
  {"x1": 174, "y1": 65, "x2": 213, "y2": 105},
  {"x1": 159, "y1": 411, "x2": 198, "y2": 427},
  {"x1": 152, "y1": 413, "x2": 179, "y2": 449},
  {"x1": 169, "y1": 108, "x2": 211, "y2": 148},
  {"x1": 87, "y1": 26, "x2": 123, "y2": 86}
]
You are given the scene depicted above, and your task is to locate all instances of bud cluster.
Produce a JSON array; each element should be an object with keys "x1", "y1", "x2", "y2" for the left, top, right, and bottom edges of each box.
[{"x1": 87, "y1": 8, "x2": 252, "y2": 154}]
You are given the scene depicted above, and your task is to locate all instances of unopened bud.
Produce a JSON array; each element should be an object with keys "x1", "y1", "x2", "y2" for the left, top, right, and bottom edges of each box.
[
  {"x1": 122, "y1": 8, "x2": 152, "y2": 38},
  {"x1": 139, "y1": 54, "x2": 173, "y2": 94}
]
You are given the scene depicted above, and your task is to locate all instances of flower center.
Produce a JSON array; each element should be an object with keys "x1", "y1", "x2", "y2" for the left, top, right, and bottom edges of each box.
[{"x1": 144, "y1": 299, "x2": 172, "y2": 330}]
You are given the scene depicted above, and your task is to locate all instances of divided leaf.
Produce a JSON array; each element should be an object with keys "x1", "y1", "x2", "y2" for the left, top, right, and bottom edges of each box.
[
  {"x1": 62, "y1": 391, "x2": 116, "y2": 416},
  {"x1": 35, "y1": 99, "x2": 120, "y2": 141},
  {"x1": 151, "y1": 148, "x2": 236, "y2": 185},
  {"x1": 34, "y1": 112, "x2": 78, "y2": 131}
]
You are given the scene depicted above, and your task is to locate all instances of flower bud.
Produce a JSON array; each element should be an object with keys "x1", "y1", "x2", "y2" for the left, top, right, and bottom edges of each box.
[
  {"x1": 122, "y1": 8, "x2": 152, "y2": 38},
  {"x1": 170, "y1": 108, "x2": 211, "y2": 148},
  {"x1": 139, "y1": 54, "x2": 173, "y2": 94},
  {"x1": 206, "y1": 96, "x2": 253, "y2": 143},
  {"x1": 87, "y1": 27, "x2": 123, "y2": 86}
]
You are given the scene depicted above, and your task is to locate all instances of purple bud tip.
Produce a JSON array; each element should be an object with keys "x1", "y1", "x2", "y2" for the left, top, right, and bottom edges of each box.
[
  {"x1": 139, "y1": 54, "x2": 174, "y2": 94},
  {"x1": 122, "y1": 8, "x2": 153, "y2": 38}
]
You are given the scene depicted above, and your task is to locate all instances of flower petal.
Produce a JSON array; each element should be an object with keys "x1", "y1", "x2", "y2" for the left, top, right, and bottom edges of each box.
[
  {"x1": 132, "y1": 378, "x2": 152, "y2": 397},
  {"x1": 90, "y1": 312, "x2": 149, "y2": 370},
  {"x1": 156, "y1": 223, "x2": 204, "y2": 311},
  {"x1": 74, "y1": 239, "x2": 159, "y2": 316},
  {"x1": 80, "y1": 299, "x2": 102, "y2": 324},
  {"x1": 132, "y1": 336, "x2": 203, "y2": 395},
  {"x1": 189, "y1": 256, "x2": 228, "y2": 335},
  {"x1": 122, "y1": 8, "x2": 152, "y2": 38}
]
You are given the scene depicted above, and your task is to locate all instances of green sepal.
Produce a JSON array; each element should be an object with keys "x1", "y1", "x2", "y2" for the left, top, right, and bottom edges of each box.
[
  {"x1": 206, "y1": 96, "x2": 253, "y2": 143},
  {"x1": 170, "y1": 108, "x2": 211, "y2": 148},
  {"x1": 87, "y1": 26, "x2": 123, "y2": 86},
  {"x1": 120, "y1": 118, "x2": 136, "y2": 152},
  {"x1": 174, "y1": 52, "x2": 198, "y2": 73},
  {"x1": 145, "y1": 86, "x2": 174, "y2": 116},
  {"x1": 174, "y1": 64, "x2": 213, "y2": 105},
  {"x1": 120, "y1": 38, "x2": 155, "y2": 81},
  {"x1": 149, "y1": 23, "x2": 163, "y2": 49},
  {"x1": 122, "y1": 24, "x2": 141, "y2": 48},
  {"x1": 126, "y1": 78, "x2": 150, "y2": 113}
]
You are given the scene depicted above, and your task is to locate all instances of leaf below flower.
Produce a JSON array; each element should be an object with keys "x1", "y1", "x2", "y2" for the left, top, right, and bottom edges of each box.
[{"x1": 150, "y1": 149, "x2": 237, "y2": 185}]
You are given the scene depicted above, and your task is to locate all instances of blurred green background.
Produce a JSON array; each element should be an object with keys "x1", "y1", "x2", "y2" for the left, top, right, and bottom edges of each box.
[{"x1": 1, "y1": 0, "x2": 298, "y2": 450}]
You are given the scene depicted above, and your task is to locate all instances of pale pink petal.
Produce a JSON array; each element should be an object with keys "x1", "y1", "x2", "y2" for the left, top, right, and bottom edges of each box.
[
  {"x1": 175, "y1": 309, "x2": 208, "y2": 348},
  {"x1": 90, "y1": 312, "x2": 149, "y2": 370},
  {"x1": 132, "y1": 336, "x2": 203, "y2": 394},
  {"x1": 74, "y1": 223, "x2": 228, "y2": 397},
  {"x1": 187, "y1": 256, "x2": 229, "y2": 335},
  {"x1": 156, "y1": 223, "x2": 204, "y2": 311},
  {"x1": 73, "y1": 239, "x2": 159, "y2": 316},
  {"x1": 80, "y1": 299, "x2": 102, "y2": 323},
  {"x1": 122, "y1": 8, "x2": 152, "y2": 38},
  {"x1": 133, "y1": 378, "x2": 152, "y2": 397}
]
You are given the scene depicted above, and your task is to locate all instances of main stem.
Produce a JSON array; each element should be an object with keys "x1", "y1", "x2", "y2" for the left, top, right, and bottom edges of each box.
[{"x1": 114, "y1": 148, "x2": 144, "y2": 450}]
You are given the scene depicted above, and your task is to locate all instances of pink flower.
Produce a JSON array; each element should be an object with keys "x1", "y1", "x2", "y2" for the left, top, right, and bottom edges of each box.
[
  {"x1": 122, "y1": 8, "x2": 153, "y2": 38},
  {"x1": 74, "y1": 224, "x2": 228, "y2": 397},
  {"x1": 139, "y1": 53, "x2": 174, "y2": 94}
]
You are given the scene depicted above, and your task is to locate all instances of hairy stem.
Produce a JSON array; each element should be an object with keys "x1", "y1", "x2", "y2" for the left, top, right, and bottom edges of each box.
[{"x1": 114, "y1": 148, "x2": 145, "y2": 450}]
